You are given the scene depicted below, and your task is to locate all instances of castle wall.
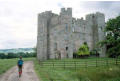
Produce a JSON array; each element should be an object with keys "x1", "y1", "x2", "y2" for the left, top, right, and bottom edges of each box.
[
  {"x1": 37, "y1": 8, "x2": 106, "y2": 60},
  {"x1": 72, "y1": 16, "x2": 94, "y2": 52}
]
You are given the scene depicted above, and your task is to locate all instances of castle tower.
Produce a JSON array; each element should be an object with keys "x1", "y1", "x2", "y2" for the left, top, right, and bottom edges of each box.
[
  {"x1": 85, "y1": 12, "x2": 106, "y2": 57},
  {"x1": 86, "y1": 14, "x2": 98, "y2": 50},
  {"x1": 60, "y1": 8, "x2": 72, "y2": 25},
  {"x1": 60, "y1": 8, "x2": 73, "y2": 58},
  {"x1": 37, "y1": 11, "x2": 52, "y2": 61},
  {"x1": 95, "y1": 12, "x2": 106, "y2": 57}
]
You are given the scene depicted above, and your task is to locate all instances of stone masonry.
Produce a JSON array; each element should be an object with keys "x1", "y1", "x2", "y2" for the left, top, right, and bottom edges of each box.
[{"x1": 37, "y1": 8, "x2": 106, "y2": 61}]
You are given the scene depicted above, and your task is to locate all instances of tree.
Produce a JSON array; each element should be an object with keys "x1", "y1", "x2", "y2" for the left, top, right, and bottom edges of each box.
[
  {"x1": 0, "y1": 53, "x2": 6, "y2": 59},
  {"x1": 77, "y1": 42, "x2": 90, "y2": 56},
  {"x1": 7, "y1": 52, "x2": 15, "y2": 59},
  {"x1": 99, "y1": 16, "x2": 120, "y2": 57}
]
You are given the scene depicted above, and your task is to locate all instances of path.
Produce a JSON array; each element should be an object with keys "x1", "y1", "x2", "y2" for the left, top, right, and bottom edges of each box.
[{"x1": 0, "y1": 61, "x2": 40, "y2": 81}]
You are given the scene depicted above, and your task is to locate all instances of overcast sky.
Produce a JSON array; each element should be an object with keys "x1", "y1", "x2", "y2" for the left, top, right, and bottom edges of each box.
[{"x1": 0, "y1": 0, "x2": 120, "y2": 49}]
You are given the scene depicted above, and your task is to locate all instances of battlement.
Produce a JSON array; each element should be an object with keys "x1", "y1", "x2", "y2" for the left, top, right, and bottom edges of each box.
[
  {"x1": 38, "y1": 8, "x2": 104, "y2": 29},
  {"x1": 85, "y1": 13, "x2": 95, "y2": 20},
  {"x1": 96, "y1": 12, "x2": 104, "y2": 16},
  {"x1": 85, "y1": 12, "x2": 104, "y2": 21},
  {"x1": 38, "y1": 8, "x2": 104, "y2": 22},
  {"x1": 38, "y1": 11, "x2": 53, "y2": 17},
  {"x1": 72, "y1": 17, "x2": 85, "y2": 23},
  {"x1": 60, "y1": 7, "x2": 72, "y2": 16}
]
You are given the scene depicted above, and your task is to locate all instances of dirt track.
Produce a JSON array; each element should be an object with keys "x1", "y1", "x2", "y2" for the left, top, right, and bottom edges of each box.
[{"x1": 0, "y1": 61, "x2": 40, "y2": 81}]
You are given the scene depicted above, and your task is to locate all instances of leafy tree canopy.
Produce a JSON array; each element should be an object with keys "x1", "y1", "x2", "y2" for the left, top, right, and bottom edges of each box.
[{"x1": 99, "y1": 16, "x2": 120, "y2": 57}]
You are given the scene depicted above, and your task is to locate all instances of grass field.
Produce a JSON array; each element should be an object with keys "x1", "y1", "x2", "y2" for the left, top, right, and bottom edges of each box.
[
  {"x1": 0, "y1": 58, "x2": 35, "y2": 75},
  {"x1": 34, "y1": 58, "x2": 120, "y2": 81}
]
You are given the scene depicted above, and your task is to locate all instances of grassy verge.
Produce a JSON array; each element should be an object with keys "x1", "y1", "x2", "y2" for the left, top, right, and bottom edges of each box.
[
  {"x1": 0, "y1": 57, "x2": 35, "y2": 75},
  {"x1": 34, "y1": 58, "x2": 120, "y2": 81}
]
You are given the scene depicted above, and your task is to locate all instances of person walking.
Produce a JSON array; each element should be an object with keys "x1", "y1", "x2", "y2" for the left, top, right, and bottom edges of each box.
[{"x1": 17, "y1": 56, "x2": 24, "y2": 77}]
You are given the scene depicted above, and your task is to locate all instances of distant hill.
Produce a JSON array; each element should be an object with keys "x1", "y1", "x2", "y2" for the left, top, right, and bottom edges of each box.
[{"x1": 0, "y1": 48, "x2": 34, "y2": 53}]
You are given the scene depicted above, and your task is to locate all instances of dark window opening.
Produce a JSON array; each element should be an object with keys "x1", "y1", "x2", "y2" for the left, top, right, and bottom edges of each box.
[
  {"x1": 66, "y1": 47, "x2": 68, "y2": 51},
  {"x1": 84, "y1": 42, "x2": 87, "y2": 45},
  {"x1": 101, "y1": 27, "x2": 102, "y2": 30}
]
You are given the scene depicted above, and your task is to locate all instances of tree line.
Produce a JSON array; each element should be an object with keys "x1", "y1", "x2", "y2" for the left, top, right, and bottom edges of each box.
[{"x1": 0, "y1": 52, "x2": 36, "y2": 59}]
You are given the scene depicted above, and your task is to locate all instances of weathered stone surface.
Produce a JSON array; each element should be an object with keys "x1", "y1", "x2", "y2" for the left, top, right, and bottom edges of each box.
[{"x1": 37, "y1": 8, "x2": 106, "y2": 61}]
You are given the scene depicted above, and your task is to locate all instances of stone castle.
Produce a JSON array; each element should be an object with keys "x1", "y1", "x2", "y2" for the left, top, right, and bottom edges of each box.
[{"x1": 37, "y1": 8, "x2": 106, "y2": 61}]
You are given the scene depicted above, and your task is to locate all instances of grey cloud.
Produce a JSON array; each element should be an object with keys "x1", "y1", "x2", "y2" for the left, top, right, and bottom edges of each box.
[{"x1": 0, "y1": 0, "x2": 120, "y2": 49}]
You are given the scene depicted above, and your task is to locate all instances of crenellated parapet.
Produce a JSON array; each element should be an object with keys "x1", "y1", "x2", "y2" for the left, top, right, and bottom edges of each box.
[{"x1": 60, "y1": 8, "x2": 72, "y2": 16}]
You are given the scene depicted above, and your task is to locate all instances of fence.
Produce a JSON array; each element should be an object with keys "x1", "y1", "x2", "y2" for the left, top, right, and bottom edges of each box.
[{"x1": 39, "y1": 58, "x2": 120, "y2": 69}]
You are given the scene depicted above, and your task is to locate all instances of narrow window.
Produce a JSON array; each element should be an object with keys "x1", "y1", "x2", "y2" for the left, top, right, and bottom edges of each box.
[
  {"x1": 83, "y1": 25, "x2": 85, "y2": 31},
  {"x1": 65, "y1": 23, "x2": 68, "y2": 32},
  {"x1": 101, "y1": 27, "x2": 102, "y2": 30},
  {"x1": 66, "y1": 47, "x2": 68, "y2": 51},
  {"x1": 92, "y1": 15, "x2": 95, "y2": 18}
]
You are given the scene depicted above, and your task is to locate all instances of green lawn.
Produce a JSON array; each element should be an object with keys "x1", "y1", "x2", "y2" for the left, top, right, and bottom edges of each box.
[
  {"x1": 0, "y1": 58, "x2": 35, "y2": 75},
  {"x1": 34, "y1": 58, "x2": 120, "y2": 81}
]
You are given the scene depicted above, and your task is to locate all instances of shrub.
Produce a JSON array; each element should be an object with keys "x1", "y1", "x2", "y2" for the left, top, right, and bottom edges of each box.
[{"x1": 76, "y1": 42, "x2": 90, "y2": 56}]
